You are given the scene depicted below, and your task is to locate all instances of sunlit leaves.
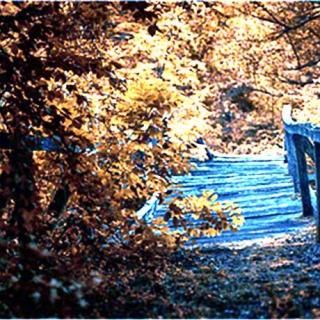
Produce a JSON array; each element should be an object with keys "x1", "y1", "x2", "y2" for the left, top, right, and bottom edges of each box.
[{"x1": 153, "y1": 190, "x2": 244, "y2": 245}]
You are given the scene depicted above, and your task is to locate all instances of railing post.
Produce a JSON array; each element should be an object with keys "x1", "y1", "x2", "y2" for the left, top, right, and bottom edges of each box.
[
  {"x1": 285, "y1": 131, "x2": 300, "y2": 192},
  {"x1": 48, "y1": 185, "x2": 70, "y2": 220},
  {"x1": 293, "y1": 134, "x2": 313, "y2": 217},
  {"x1": 314, "y1": 142, "x2": 320, "y2": 242}
]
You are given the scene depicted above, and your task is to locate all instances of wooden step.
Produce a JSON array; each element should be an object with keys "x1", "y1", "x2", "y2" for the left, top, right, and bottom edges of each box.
[{"x1": 152, "y1": 153, "x2": 308, "y2": 246}]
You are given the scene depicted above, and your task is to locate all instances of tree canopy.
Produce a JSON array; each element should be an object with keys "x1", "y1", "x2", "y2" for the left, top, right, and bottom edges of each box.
[{"x1": 0, "y1": 1, "x2": 319, "y2": 317}]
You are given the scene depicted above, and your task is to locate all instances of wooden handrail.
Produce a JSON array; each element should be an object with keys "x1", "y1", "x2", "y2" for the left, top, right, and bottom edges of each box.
[
  {"x1": 282, "y1": 104, "x2": 320, "y2": 242},
  {"x1": 136, "y1": 192, "x2": 160, "y2": 222},
  {"x1": 282, "y1": 105, "x2": 320, "y2": 142},
  {"x1": 0, "y1": 131, "x2": 159, "y2": 223},
  {"x1": 0, "y1": 132, "x2": 98, "y2": 153}
]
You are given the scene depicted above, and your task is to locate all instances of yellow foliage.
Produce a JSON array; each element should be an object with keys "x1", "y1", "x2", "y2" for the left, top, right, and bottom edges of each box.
[{"x1": 162, "y1": 190, "x2": 244, "y2": 243}]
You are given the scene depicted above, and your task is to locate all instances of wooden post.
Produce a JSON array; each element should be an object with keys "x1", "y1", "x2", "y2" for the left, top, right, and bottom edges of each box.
[
  {"x1": 285, "y1": 132, "x2": 300, "y2": 192},
  {"x1": 314, "y1": 142, "x2": 320, "y2": 242},
  {"x1": 294, "y1": 135, "x2": 313, "y2": 217},
  {"x1": 48, "y1": 184, "x2": 70, "y2": 226}
]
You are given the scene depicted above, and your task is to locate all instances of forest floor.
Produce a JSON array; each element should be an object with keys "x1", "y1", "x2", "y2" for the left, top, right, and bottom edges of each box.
[{"x1": 163, "y1": 224, "x2": 320, "y2": 319}]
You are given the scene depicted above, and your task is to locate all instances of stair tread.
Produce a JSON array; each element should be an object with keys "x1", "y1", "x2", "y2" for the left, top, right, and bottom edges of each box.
[{"x1": 149, "y1": 154, "x2": 309, "y2": 246}]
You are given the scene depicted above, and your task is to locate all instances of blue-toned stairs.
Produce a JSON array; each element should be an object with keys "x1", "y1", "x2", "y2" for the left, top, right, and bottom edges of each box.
[{"x1": 152, "y1": 154, "x2": 310, "y2": 247}]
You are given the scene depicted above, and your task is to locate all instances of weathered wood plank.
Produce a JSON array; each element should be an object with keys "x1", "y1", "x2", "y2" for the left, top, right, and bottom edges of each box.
[
  {"x1": 199, "y1": 158, "x2": 285, "y2": 164},
  {"x1": 302, "y1": 137, "x2": 315, "y2": 162},
  {"x1": 209, "y1": 153, "x2": 285, "y2": 161},
  {"x1": 180, "y1": 166, "x2": 288, "y2": 174},
  {"x1": 176, "y1": 171, "x2": 290, "y2": 180},
  {"x1": 136, "y1": 193, "x2": 160, "y2": 222},
  {"x1": 172, "y1": 175, "x2": 291, "y2": 187},
  {"x1": 174, "y1": 181, "x2": 294, "y2": 196},
  {"x1": 192, "y1": 162, "x2": 287, "y2": 169},
  {"x1": 293, "y1": 134, "x2": 313, "y2": 217},
  {"x1": 284, "y1": 131, "x2": 300, "y2": 192},
  {"x1": 314, "y1": 142, "x2": 320, "y2": 243},
  {"x1": 217, "y1": 190, "x2": 297, "y2": 204}
]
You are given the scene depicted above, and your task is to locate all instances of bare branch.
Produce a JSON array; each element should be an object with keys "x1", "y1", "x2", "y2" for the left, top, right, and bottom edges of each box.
[{"x1": 288, "y1": 56, "x2": 320, "y2": 70}]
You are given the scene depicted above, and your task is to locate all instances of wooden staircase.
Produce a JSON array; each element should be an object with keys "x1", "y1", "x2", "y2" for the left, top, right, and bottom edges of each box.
[
  {"x1": 152, "y1": 153, "x2": 310, "y2": 247},
  {"x1": 0, "y1": 104, "x2": 318, "y2": 246}
]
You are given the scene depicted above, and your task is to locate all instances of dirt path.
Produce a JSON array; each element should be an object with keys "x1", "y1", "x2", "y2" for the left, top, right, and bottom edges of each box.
[{"x1": 164, "y1": 224, "x2": 320, "y2": 318}]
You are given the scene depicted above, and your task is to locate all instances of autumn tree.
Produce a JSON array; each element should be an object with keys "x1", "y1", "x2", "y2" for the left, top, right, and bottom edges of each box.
[
  {"x1": 0, "y1": 2, "x2": 245, "y2": 317},
  {"x1": 4, "y1": 1, "x2": 320, "y2": 317}
]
